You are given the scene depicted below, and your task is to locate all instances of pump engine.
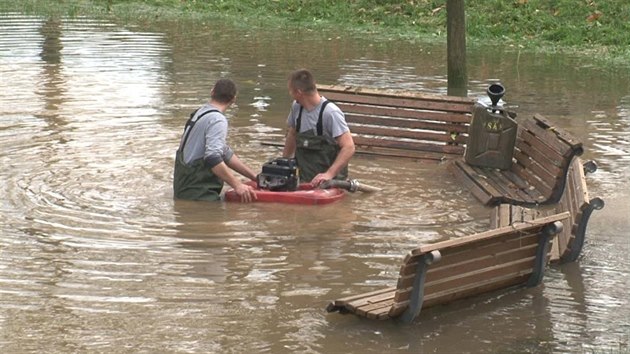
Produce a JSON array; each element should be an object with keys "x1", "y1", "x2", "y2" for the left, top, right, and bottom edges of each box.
[{"x1": 257, "y1": 158, "x2": 299, "y2": 191}]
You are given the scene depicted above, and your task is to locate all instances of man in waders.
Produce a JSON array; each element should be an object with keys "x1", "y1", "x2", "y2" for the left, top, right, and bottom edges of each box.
[
  {"x1": 173, "y1": 79, "x2": 257, "y2": 202},
  {"x1": 282, "y1": 69, "x2": 355, "y2": 186}
]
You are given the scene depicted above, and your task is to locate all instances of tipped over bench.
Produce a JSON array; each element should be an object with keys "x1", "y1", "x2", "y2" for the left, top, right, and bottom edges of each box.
[{"x1": 326, "y1": 213, "x2": 569, "y2": 323}]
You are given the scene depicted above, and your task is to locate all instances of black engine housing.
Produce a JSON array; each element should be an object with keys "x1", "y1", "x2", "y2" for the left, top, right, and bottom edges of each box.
[{"x1": 257, "y1": 158, "x2": 299, "y2": 191}]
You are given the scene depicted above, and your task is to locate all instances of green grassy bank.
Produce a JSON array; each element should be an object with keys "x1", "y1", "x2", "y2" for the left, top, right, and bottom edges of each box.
[{"x1": 2, "y1": 0, "x2": 629, "y2": 64}]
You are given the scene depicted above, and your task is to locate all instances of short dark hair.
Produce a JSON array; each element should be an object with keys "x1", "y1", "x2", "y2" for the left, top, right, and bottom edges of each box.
[
  {"x1": 211, "y1": 79, "x2": 237, "y2": 103},
  {"x1": 288, "y1": 69, "x2": 316, "y2": 93}
]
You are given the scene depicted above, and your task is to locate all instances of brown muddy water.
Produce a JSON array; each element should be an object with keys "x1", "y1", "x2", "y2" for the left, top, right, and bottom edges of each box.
[{"x1": 1, "y1": 13, "x2": 629, "y2": 353}]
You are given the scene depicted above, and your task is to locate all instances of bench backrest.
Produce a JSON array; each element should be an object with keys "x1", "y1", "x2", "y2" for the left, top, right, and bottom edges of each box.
[
  {"x1": 387, "y1": 212, "x2": 569, "y2": 319},
  {"x1": 511, "y1": 114, "x2": 584, "y2": 203},
  {"x1": 490, "y1": 159, "x2": 604, "y2": 263},
  {"x1": 318, "y1": 85, "x2": 475, "y2": 162}
]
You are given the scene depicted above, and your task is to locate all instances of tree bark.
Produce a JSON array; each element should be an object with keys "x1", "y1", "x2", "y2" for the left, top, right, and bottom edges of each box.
[{"x1": 447, "y1": 0, "x2": 468, "y2": 97}]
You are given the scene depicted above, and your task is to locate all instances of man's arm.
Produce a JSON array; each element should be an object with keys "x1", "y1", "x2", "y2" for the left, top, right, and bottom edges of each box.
[
  {"x1": 282, "y1": 127, "x2": 297, "y2": 158},
  {"x1": 211, "y1": 161, "x2": 256, "y2": 202},
  {"x1": 225, "y1": 154, "x2": 257, "y2": 181},
  {"x1": 311, "y1": 131, "x2": 355, "y2": 185}
]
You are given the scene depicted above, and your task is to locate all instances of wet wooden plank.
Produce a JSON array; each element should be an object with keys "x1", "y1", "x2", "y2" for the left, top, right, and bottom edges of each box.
[
  {"x1": 513, "y1": 148, "x2": 560, "y2": 182},
  {"x1": 349, "y1": 125, "x2": 468, "y2": 144},
  {"x1": 481, "y1": 168, "x2": 536, "y2": 202},
  {"x1": 352, "y1": 136, "x2": 465, "y2": 155},
  {"x1": 424, "y1": 256, "x2": 537, "y2": 295},
  {"x1": 318, "y1": 84, "x2": 475, "y2": 113},
  {"x1": 323, "y1": 91, "x2": 474, "y2": 113},
  {"x1": 505, "y1": 164, "x2": 552, "y2": 201},
  {"x1": 420, "y1": 273, "x2": 530, "y2": 308},
  {"x1": 529, "y1": 114, "x2": 583, "y2": 152},
  {"x1": 396, "y1": 244, "x2": 539, "y2": 294},
  {"x1": 345, "y1": 113, "x2": 470, "y2": 133},
  {"x1": 340, "y1": 104, "x2": 472, "y2": 124},
  {"x1": 331, "y1": 287, "x2": 397, "y2": 306},
  {"x1": 449, "y1": 159, "x2": 503, "y2": 204},
  {"x1": 351, "y1": 147, "x2": 451, "y2": 161},
  {"x1": 355, "y1": 297, "x2": 396, "y2": 318}
]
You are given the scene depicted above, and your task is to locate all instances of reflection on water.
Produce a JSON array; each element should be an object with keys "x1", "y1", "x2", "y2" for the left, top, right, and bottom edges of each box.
[{"x1": 1, "y1": 12, "x2": 628, "y2": 353}]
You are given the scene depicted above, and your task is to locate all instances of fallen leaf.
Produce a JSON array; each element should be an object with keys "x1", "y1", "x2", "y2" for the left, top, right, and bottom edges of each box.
[
  {"x1": 431, "y1": 6, "x2": 444, "y2": 15},
  {"x1": 586, "y1": 11, "x2": 602, "y2": 22}
]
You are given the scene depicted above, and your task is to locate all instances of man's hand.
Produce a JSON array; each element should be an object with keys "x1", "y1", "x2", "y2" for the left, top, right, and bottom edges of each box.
[
  {"x1": 311, "y1": 172, "x2": 335, "y2": 187},
  {"x1": 233, "y1": 183, "x2": 257, "y2": 203}
]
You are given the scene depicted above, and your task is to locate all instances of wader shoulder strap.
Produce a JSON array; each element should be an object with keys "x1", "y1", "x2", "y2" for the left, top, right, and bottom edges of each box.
[
  {"x1": 295, "y1": 100, "x2": 331, "y2": 136},
  {"x1": 180, "y1": 109, "x2": 220, "y2": 150},
  {"x1": 296, "y1": 106, "x2": 304, "y2": 133}
]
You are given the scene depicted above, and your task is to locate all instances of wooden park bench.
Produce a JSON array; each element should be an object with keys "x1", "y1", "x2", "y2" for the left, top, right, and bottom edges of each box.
[
  {"x1": 262, "y1": 85, "x2": 476, "y2": 162},
  {"x1": 449, "y1": 114, "x2": 584, "y2": 207},
  {"x1": 490, "y1": 158, "x2": 604, "y2": 263},
  {"x1": 326, "y1": 212, "x2": 569, "y2": 323}
]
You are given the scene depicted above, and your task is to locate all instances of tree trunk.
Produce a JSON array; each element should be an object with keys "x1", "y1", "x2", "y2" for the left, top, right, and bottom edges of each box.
[{"x1": 447, "y1": 0, "x2": 468, "y2": 97}]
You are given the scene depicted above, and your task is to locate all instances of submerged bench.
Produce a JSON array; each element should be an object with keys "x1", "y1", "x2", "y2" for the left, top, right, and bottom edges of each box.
[
  {"x1": 326, "y1": 212, "x2": 569, "y2": 323},
  {"x1": 491, "y1": 158, "x2": 604, "y2": 263},
  {"x1": 450, "y1": 114, "x2": 584, "y2": 207}
]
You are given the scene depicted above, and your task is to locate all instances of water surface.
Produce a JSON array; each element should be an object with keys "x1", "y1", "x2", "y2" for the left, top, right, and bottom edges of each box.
[{"x1": 1, "y1": 13, "x2": 628, "y2": 353}]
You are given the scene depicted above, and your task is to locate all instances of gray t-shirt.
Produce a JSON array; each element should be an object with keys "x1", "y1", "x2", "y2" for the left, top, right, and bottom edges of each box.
[
  {"x1": 287, "y1": 97, "x2": 349, "y2": 138},
  {"x1": 180, "y1": 103, "x2": 234, "y2": 167}
]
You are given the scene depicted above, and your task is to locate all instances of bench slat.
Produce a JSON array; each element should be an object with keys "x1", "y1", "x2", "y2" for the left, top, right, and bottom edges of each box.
[
  {"x1": 526, "y1": 114, "x2": 583, "y2": 153},
  {"x1": 480, "y1": 168, "x2": 540, "y2": 202},
  {"x1": 449, "y1": 159, "x2": 504, "y2": 204},
  {"x1": 349, "y1": 125, "x2": 468, "y2": 144},
  {"x1": 331, "y1": 286, "x2": 397, "y2": 306},
  {"x1": 517, "y1": 130, "x2": 567, "y2": 170},
  {"x1": 353, "y1": 136, "x2": 465, "y2": 155},
  {"x1": 349, "y1": 147, "x2": 450, "y2": 162},
  {"x1": 394, "y1": 271, "x2": 532, "y2": 314},
  {"x1": 345, "y1": 113, "x2": 470, "y2": 133},
  {"x1": 355, "y1": 298, "x2": 396, "y2": 318},
  {"x1": 512, "y1": 154, "x2": 558, "y2": 196},
  {"x1": 347, "y1": 289, "x2": 398, "y2": 311},
  {"x1": 339, "y1": 103, "x2": 472, "y2": 124},
  {"x1": 323, "y1": 91, "x2": 474, "y2": 113},
  {"x1": 318, "y1": 85, "x2": 475, "y2": 114},
  {"x1": 513, "y1": 148, "x2": 559, "y2": 181},
  {"x1": 423, "y1": 256, "x2": 537, "y2": 296},
  {"x1": 398, "y1": 231, "x2": 540, "y2": 277},
  {"x1": 420, "y1": 273, "x2": 530, "y2": 309},
  {"x1": 395, "y1": 246, "x2": 540, "y2": 301}
]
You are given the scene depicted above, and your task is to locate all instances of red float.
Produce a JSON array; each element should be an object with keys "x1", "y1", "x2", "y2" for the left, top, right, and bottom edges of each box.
[{"x1": 224, "y1": 181, "x2": 345, "y2": 205}]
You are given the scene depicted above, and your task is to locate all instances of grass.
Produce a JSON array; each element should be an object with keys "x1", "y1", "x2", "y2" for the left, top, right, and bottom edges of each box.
[{"x1": 1, "y1": 0, "x2": 629, "y2": 66}]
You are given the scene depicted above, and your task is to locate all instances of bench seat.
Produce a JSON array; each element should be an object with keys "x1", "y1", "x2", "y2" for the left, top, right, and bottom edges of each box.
[{"x1": 326, "y1": 212, "x2": 569, "y2": 323}]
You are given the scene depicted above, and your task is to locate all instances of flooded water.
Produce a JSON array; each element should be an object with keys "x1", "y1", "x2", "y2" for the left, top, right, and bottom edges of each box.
[{"x1": 1, "y1": 13, "x2": 628, "y2": 353}]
